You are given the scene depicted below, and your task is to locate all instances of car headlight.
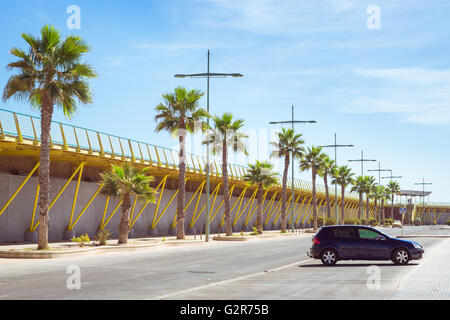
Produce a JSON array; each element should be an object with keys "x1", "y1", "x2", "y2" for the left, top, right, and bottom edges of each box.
[{"x1": 413, "y1": 242, "x2": 422, "y2": 249}]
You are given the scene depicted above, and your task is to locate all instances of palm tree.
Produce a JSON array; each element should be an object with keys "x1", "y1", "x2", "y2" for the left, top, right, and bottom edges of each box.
[
  {"x1": 331, "y1": 165, "x2": 354, "y2": 224},
  {"x1": 100, "y1": 163, "x2": 156, "y2": 244},
  {"x1": 351, "y1": 176, "x2": 366, "y2": 221},
  {"x1": 364, "y1": 176, "x2": 376, "y2": 220},
  {"x1": 372, "y1": 185, "x2": 386, "y2": 224},
  {"x1": 299, "y1": 146, "x2": 324, "y2": 230},
  {"x1": 243, "y1": 161, "x2": 278, "y2": 234},
  {"x1": 155, "y1": 86, "x2": 208, "y2": 239},
  {"x1": 318, "y1": 155, "x2": 335, "y2": 220},
  {"x1": 270, "y1": 128, "x2": 305, "y2": 232},
  {"x1": 204, "y1": 113, "x2": 248, "y2": 236},
  {"x1": 387, "y1": 181, "x2": 401, "y2": 219},
  {"x1": 380, "y1": 186, "x2": 390, "y2": 225},
  {"x1": 3, "y1": 25, "x2": 96, "y2": 250}
]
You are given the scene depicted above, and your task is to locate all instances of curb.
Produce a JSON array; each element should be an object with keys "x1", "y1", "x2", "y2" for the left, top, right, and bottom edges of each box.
[
  {"x1": 213, "y1": 236, "x2": 247, "y2": 241},
  {"x1": 397, "y1": 235, "x2": 450, "y2": 239},
  {"x1": 0, "y1": 239, "x2": 205, "y2": 259}
]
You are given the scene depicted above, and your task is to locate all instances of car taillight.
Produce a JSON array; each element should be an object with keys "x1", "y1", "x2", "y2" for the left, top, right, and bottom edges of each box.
[{"x1": 312, "y1": 237, "x2": 320, "y2": 245}]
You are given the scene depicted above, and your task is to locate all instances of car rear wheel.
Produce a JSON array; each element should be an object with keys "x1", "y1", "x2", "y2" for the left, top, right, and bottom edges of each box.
[
  {"x1": 392, "y1": 248, "x2": 410, "y2": 265},
  {"x1": 320, "y1": 249, "x2": 338, "y2": 265}
]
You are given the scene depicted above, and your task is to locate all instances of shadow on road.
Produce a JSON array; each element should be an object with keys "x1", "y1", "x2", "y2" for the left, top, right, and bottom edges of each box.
[{"x1": 299, "y1": 263, "x2": 419, "y2": 268}]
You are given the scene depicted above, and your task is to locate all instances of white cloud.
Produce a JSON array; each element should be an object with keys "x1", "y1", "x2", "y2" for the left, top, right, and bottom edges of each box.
[{"x1": 341, "y1": 68, "x2": 450, "y2": 125}]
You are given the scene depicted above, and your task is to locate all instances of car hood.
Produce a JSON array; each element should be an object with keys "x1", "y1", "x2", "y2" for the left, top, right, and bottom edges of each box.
[{"x1": 391, "y1": 237, "x2": 422, "y2": 247}]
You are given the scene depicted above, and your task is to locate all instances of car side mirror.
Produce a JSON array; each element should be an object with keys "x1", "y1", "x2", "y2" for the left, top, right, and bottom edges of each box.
[{"x1": 376, "y1": 236, "x2": 386, "y2": 241}]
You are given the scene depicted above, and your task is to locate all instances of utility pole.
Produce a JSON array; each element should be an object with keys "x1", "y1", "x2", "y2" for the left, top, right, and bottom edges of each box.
[
  {"x1": 319, "y1": 134, "x2": 353, "y2": 224},
  {"x1": 348, "y1": 150, "x2": 377, "y2": 176},
  {"x1": 269, "y1": 106, "x2": 317, "y2": 232}
]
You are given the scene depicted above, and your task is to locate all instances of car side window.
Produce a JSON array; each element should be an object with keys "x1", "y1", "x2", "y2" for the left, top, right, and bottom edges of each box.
[
  {"x1": 358, "y1": 228, "x2": 381, "y2": 240},
  {"x1": 332, "y1": 227, "x2": 356, "y2": 239}
]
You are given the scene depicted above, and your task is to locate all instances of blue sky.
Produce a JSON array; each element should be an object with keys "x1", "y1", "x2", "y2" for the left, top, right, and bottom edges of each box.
[{"x1": 0, "y1": 0, "x2": 449, "y2": 202}]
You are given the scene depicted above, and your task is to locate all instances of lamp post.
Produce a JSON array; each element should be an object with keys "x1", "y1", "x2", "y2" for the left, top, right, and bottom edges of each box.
[
  {"x1": 348, "y1": 150, "x2": 377, "y2": 176},
  {"x1": 319, "y1": 134, "x2": 353, "y2": 225},
  {"x1": 269, "y1": 105, "x2": 317, "y2": 233},
  {"x1": 368, "y1": 162, "x2": 391, "y2": 186},
  {"x1": 175, "y1": 49, "x2": 243, "y2": 242}
]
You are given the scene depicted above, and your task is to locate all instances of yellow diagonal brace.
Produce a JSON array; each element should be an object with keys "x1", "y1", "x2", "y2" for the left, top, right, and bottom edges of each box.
[
  {"x1": 100, "y1": 196, "x2": 110, "y2": 229},
  {"x1": 244, "y1": 188, "x2": 269, "y2": 226},
  {"x1": 151, "y1": 175, "x2": 169, "y2": 227},
  {"x1": 68, "y1": 162, "x2": 85, "y2": 229},
  {"x1": 293, "y1": 196, "x2": 309, "y2": 224},
  {"x1": 0, "y1": 162, "x2": 40, "y2": 217},
  {"x1": 32, "y1": 162, "x2": 87, "y2": 231},
  {"x1": 300, "y1": 197, "x2": 314, "y2": 224},
  {"x1": 262, "y1": 191, "x2": 278, "y2": 225},
  {"x1": 69, "y1": 183, "x2": 104, "y2": 229},
  {"x1": 102, "y1": 199, "x2": 123, "y2": 229},
  {"x1": 29, "y1": 183, "x2": 40, "y2": 231},
  {"x1": 233, "y1": 188, "x2": 257, "y2": 226},
  {"x1": 274, "y1": 194, "x2": 293, "y2": 224},
  {"x1": 129, "y1": 195, "x2": 138, "y2": 222},
  {"x1": 216, "y1": 185, "x2": 237, "y2": 225},
  {"x1": 191, "y1": 183, "x2": 221, "y2": 227}
]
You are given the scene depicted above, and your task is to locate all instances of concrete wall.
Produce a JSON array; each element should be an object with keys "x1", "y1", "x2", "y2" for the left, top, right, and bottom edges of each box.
[{"x1": 0, "y1": 173, "x2": 319, "y2": 243}]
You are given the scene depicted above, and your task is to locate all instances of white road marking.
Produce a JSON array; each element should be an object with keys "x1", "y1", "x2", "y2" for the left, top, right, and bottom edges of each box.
[
  {"x1": 149, "y1": 258, "x2": 312, "y2": 300},
  {"x1": 134, "y1": 271, "x2": 156, "y2": 277}
]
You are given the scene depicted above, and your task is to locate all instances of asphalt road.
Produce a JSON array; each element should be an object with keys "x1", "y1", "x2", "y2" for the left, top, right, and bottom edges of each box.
[{"x1": 0, "y1": 226, "x2": 448, "y2": 300}]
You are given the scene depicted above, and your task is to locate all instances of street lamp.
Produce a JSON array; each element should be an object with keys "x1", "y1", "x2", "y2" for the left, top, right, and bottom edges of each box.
[
  {"x1": 319, "y1": 134, "x2": 353, "y2": 225},
  {"x1": 348, "y1": 150, "x2": 377, "y2": 176},
  {"x1": 175, "y1": 49, "x2": 243, "y2": 242},
  {"x1": 269, "y1": 105, "x2": 317, "y2": 233},
  {"x1": 368, "y1": 162, "x2": 391, "y2": 186},
  {"x1": 415, "y1": 178, "x2": 432, "y2": 207}
]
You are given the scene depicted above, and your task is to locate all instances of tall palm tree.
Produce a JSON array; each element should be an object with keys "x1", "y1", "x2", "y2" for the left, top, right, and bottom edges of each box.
[
  {"x1": 3, "y1": 25, "x2": 97, "y2": 250},
  {"x1": 204, "y1": 113, "x2": 248, "y2": 236},
  {"x1": 372, "y1": 185, "x2": 386, "y2": 224},
  {"x1": 387, "y1": 180, "x2": 401, "y2": 219},
  {"x1": 364, "y1": 176, "x2": 376, "y2": 220},
  {"x1": 243, "y1": 161, "x2": 278, "y2": 234},
  {"x1": 351, "y1": 176, "x2": 366, "y2": 221},
  {"x1": 380, "y1": 186, "x2": 390, "y2": 225},
  {"x1": 318, "y1": 155, "x2": 335, "y2": 220},
  {"x1": 155, "y1": 86, "x2": 208, "y2": 239},
  {"x1": 270, "y1": 128, "x2": 305, "y2": 232},
  {"x1": 100, "y1": 163, "x2": 156, "y2": 244},
  {"x1": 299, "y1": 146, "x2": 324, "y2": 230},
  {"x1": 331, "y1": 165, "x2": 354, "y2": 224}
]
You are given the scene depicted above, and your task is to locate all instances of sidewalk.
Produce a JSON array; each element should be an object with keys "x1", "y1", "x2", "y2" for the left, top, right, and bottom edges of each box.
[
  {"x1": 0, "y1": 229, "x2": 309, "y2": 259},
  {"x1": 390, "y1": 238, "x2": 450, "y2": 300}
]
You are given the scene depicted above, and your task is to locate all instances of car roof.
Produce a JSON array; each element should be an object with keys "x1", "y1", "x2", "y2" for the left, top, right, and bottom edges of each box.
[{"x1": 321, "y1": 225, "x2": 374, "y2": 228}]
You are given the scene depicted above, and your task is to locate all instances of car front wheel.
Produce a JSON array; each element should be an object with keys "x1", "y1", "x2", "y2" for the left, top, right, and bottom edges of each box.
[
  {"x1": 320, "y1": 249, "x2": 338, "y2": 265},
  {"x1": 392, "y1": 248, "x2": 410, "y2": 265}
]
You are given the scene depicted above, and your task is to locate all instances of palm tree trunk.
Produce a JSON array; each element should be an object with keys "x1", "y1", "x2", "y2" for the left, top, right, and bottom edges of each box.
[
  {"x1": 256, "y1": 183, "x2": 263, "y2": 234},
  {"x1": 358, "y1": 192, "x2": 363, "y2": 221},
  {"x1": 118, "y1": 193, "x2": 131, "y2": 244},
  {"x1": 280, "y1": 154, "x2": 289, "y2": 232},
  {"x1": 222, "y1": 140, "x2": 232, "y2": 236},
  {"x1": 312, "y1": 169, "x2": 318, "y2": 230},
  {"x1": 375, "y1": 199, "x2": 378, "y2": 224},
  {"x1": 366, "y1": 194, "x2": 370, "y2": 221},
  {"x1": 324, "y1": 173, "x2": 331, "y2": 219},
  {"x1": 37, "y1": 99, "x2": 54, "y2": 250},
  {"x1": 381, "y1": 199, "x2": 385, "y2": 224},
  {"x1": 341, "y1": 186, "x2": 345, "y2": 224},
  {"x1": 176, "y1": 121, "x2": 186, "y2": 240},
  {"x1": 391, "y1": 194, "x2": 394, "y2": 219}
]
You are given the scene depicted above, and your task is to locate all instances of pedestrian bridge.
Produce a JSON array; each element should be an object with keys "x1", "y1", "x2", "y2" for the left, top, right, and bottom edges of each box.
[{"x1": 0, "y1": 108, "x2": 448, "y2": 242}]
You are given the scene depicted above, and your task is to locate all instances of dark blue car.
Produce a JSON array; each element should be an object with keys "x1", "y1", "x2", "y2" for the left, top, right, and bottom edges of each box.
[{"x1": 308, "y1": 225, "x2": 424, "y2": 265}]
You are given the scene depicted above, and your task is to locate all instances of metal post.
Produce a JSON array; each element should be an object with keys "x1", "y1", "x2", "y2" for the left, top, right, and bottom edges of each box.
[
  {"x1": 291, "y1": 106, "x2": 295, "y2": 233},
  {"x1": 205, "y1": 50, "x2": 211, "y2": 242}
]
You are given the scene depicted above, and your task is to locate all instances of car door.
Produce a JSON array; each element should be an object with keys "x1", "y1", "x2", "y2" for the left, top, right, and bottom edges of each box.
[
  {"x1": 331, "y1": 227, "x2": 358, "y2": 259},
  {"x1": 356, "y1": 228, "x2": 391, "y2": 260}
]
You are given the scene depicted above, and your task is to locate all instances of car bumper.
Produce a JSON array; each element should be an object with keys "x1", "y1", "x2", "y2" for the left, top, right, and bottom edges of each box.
[
  {"x1": 308, "y1": 248, "x2": 320, "y2": 259},
  {"x1": 411, "y1": 249, "x2": 424, "y2": 260}
]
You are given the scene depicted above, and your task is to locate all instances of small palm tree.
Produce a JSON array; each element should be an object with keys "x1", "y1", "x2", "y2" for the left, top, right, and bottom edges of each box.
[
  {"x1": 243, "y1": 161, "x2": 278, "y2": 234},
  {"x1": 155, "y1": 87, "x2": 208, "y2": 239},
  {"x1": 318, "y1": 155, "x2": 335, "y2": 220},
  {"x1": 270, "y1": 128, "x2": 304, "y2": 232},
  {"x1": 204, "y1": 113, "x2": 248, "y2": 236},
  {"x1": 331, "y1": 166, "x2": 354, "y2": 224},
  {"x1": 387, "y1": 181, "x2": 401, "y2": 219},
  {"x1": 3, "y1": 25, "x2": 97, "y2": 250},
  {"x1": 100, "y1": 163, "x2": 156, "y2": 244},
  {"x1": 299, "y1": 146, "x2": 324, "y2": 230},
  {"x1": 351, "y1": 176, "x2": 366, "y2": 221}
]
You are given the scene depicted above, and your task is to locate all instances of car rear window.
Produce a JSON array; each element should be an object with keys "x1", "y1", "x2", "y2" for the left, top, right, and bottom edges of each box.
[{"x1": 331, "y1": 227, "x2": 356, "y2": 239}]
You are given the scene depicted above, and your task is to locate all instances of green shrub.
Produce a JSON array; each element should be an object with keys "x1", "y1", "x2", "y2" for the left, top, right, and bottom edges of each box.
[
  {"x1": 95, "y1": 229, "x2": 112, "y2": 246},
  {"x1": 446, "y1": 220, "x2": 450, "y2": 226},
  {"x1": 344, "y1": 218, "x2": 358, "y2": 225},
  {"x1": 71, "y1": 234, "x2": 90, "y2": 247},
  {"x1": 384, "y1": 219, "x2": 394, "y2": 225},
  {"x1": 250, "y1": 226, "x2": 259, "y2": 235},
  {"x1": 325, "y1": 218, "x2": 336, "y2": 225},
  {"x1": 368, "y1": 218, "x2": 378, "y2": 227},
  {"x1": 359, "y1": 219, "x2": 367, "y2": 225}
]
